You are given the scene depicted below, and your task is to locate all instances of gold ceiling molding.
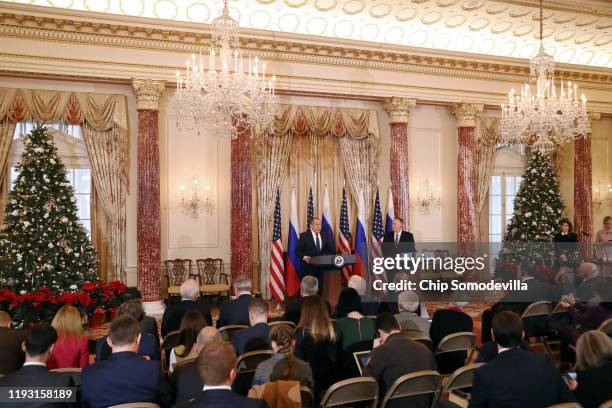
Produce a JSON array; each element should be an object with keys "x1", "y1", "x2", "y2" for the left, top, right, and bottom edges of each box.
[{"x1": 0, "y1": 8, "x2": 611, "y2": 90}]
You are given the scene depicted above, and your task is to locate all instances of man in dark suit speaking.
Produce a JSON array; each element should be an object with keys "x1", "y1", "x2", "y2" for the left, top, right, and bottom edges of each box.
[{"x1": 296, "y1": 217, "x2": 335, "y2": 288}]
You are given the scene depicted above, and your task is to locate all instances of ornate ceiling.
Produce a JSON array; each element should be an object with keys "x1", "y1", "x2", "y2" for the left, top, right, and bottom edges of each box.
[{"x1": 6, "y1": 0, "x2": 612, "y2": 68}]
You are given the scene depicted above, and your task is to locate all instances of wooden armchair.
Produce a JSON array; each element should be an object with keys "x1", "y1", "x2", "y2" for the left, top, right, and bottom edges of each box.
[
  {"x1": 195, "y1": 258, "x2": 230, "y2": 299},
  {"x1": 164, "y1": 259, "x2": 192, "y2": 300}
]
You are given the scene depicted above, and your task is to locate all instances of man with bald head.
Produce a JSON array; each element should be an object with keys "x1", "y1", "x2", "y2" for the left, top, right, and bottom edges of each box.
[
  {"x1": 0, "y1": 311, "x2": 27, "y2": 375},
  {"x1": 162, "y1": 279, "x2": 213, "y2": 337},
  {"x1": 171, "y1": 326, "x2": 222, "y2": 405},
  {"x1": 575, "y1": 262, "x2": 604, "y2": 302}
]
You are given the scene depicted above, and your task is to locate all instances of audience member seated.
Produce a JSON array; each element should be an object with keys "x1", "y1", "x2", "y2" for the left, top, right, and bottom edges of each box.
[
  {"x1": 394, "y1": 290, "x2": 430, "y2": 338},
  {"x1": 162, "y1": 279, "x2": 213, "y2": 337},
  {"x1": 560, "y1": 291, "x2": 611, "y2": 343},
  {"x1": 575, "y1": 262, "x2": 605, "y2": 302},
  {"x1": 172, "y1": 326, "x2": 222, "y2": 405},
  {"x1": 0, "y1": 311, "x2": 27, "y2": 375},
  {"x1": 348, "y1": 275, "x2": 379, "y2": 316},
  {"x1": 363, "y1": 312, "x2": 436, "y2": 408},
  {"x1": 334, "y1": 287, "x2": 375, "y2": 350},
  {"x1": 469, "y1": 311, "x2": 575, "y2": 408},
  {"x1": 217, "y1": 277, "x2": 253, "y2": 328},
  {"x1": 568, "y1": 330, "x2": 612, "y2": 408},
  {"x1": 476, "y1": 338, "x2": 532, "y2": 364},
  {"x1": 47, "y1": 304, "x2": 88, "y2": 369},
  {"x1": 95, "y1": 299, "x2": 160, "y2": 361},
  {"x1": 232, "y1": 298, "x2": 270, "y2": 355},
  {"x1": 0, "y1": 323, "x2": 73, "y2": 399},
  {"x1": 252, "y1": 324, "x2": 314, "y2": 389},
  {"x1": 481, "y1": 262, "x2": 548, "y2": 343},
  {"x1": 123, "y1": 286, "x2": 160, "y2": 346},
  {"x1": 295, "y1": 294, "x2": 341, "y2": 400},
  {"x1": 429, "y1": 301, "x2": 473, "y2": 374},
  {"x1": 283, "y1": 276, "x2": 330, "y2": 326},
  {"x1": 82, "y1": 315, "x2": 170, "y2": 408},
  {"x1": 180, "y1": 341, "x2": 268, "y2": 408},
  {"x1": 170, "y1": 310, "x2": 207, "y2": 372}
]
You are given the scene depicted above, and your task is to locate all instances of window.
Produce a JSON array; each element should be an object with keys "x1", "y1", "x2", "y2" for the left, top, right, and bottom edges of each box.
[
  {"x1": 488, "y1": 174, "x2": 523, "y2": 242},
  {"x1": 9, "y1": 122, "x2": 92, "y2": 240},
  {"x1": 9, "y1": 168, "x2": 92, "y2": 239}
]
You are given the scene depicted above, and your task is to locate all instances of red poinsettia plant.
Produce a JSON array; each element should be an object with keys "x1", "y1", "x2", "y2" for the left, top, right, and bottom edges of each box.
[{"x1": 2, "y1": 281, "x2": 127, "y2": 325}]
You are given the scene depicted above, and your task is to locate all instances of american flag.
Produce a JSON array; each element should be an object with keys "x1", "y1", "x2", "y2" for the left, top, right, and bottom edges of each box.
[
  {"x1": 338, "y1": 187, "x2": 352, "y2": 283},
  {"x1": 307, "y1": 185, "x2": 314, "y2": 227},
  {"x1": 371, "y1": 188, "x2": 386, "y2": 282},
  {"x1": 269, "y1": 189, "x2": 285, "y2": 302}
]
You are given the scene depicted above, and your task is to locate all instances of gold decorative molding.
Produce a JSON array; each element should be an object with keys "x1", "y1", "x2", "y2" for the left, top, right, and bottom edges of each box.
[
  {"x1": 451, "y1": 103, "x2": 485, "y2": 128},
  {"x1": 0, "y1": 5, "x2": 611, "y2": 90},
  {"x1": 382, "y1": 97, "x2": 417, "y2": 124},
  {"x1": 131, "y1": 79, "x2": 165, "y2": 111},
  {"x1": 588, "y1": 111, "x2": 602, "y2": 121}
]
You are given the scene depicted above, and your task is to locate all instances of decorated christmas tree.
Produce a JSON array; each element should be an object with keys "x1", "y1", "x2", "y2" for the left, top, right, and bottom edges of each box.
[
  {"x1": 0, "y1": 125, "x2": 98, "y2": 293},
  {"x1": 498, "y1": 149, "x2": 566, "y2": 265}
]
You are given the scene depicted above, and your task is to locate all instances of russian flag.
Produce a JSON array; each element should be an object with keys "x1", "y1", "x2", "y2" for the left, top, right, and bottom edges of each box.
[
  {"x1": 385, "y1": 188, "x2": 395, "y2": 234},
  {"x1": 286, "y1": 186, "x2": 301, "y2": 296},
  {"x1": 321, "y1": 184, "x2": 335, "y2": 253},
  {"x1": 353, "y1": 189, "x2": 368, "y2": 277}
]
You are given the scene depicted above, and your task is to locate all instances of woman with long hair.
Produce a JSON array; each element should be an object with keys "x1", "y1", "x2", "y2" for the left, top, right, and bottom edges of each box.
[
  {"x1": 568, "y1": 330, "x2": 612, "y2": 408},
  {"x1": 252, "y1": 324, "x2": 313, "y2": 388},
  {"x1": 48, "y1": 305, "x2": 88, "y2": 369},
  {"x1": 295, "y1": 295, "x2": 340, "y2": 400},
  {"x1": 334, "y1": 288, "x2": 375, "y2": 350},
  {"x1": 169, "y1": 309, "x2": 206, "y2": 372}
]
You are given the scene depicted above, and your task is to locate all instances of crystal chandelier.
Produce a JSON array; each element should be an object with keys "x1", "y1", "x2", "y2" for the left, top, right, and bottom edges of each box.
[
  {"x1": 173, "y1": 0, "x2": 276, "y2": 139},
  {"x1": 180, "y1": 178, "x2": 214, "y2": 218},
  {"x1": 500, "y1": 0, "x2": 590, "y2": 153}
]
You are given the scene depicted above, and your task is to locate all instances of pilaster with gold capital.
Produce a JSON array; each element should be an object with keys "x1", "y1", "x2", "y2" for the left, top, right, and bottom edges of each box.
[
  {"x1": 383, "y1": 97, "x2": 417, "y2": 227},
  {"x1": 131, "y1": 78, "x2": 165, "y2": 312}
]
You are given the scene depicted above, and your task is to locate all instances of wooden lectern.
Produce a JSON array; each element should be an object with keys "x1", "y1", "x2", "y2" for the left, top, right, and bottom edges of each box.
[{"x1": 309, "y1": 254, "x2": 357, "y2": 307}]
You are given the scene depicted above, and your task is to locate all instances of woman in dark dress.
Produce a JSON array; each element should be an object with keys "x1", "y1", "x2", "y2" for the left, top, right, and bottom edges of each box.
[
  {"x1": 553, "y1": 219, "x2": 579, "y2": 285},
  {"x1": 295, "y1": 295, "x2": 341, "y2": 402}
]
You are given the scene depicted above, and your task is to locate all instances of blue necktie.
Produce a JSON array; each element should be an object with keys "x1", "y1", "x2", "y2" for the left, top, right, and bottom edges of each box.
[{"x1": 316, "y1": 234, "x2": 321, "y2": 252}]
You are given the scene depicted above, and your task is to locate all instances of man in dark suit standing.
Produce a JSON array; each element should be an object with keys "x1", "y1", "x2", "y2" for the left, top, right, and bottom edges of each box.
[
  {"x1": 296, "y1": 217, "x2": 335, "y2": 289},
  {"x1": 162, "y1": 279, "x2": 213, "y2": 337},
  {"x1": 363, "y1": 313, "x2": 436, "y2": 408},
  {"x1": 81, "y1": 315, "x2": 171, "y2": 408},
  {"x1": 382, "y1": 217, "x2": 416, "y2": 255},
  {"x1": 0, "y1": 311, "x2": 27, "y2": 375},
  {"x1": 217, "y1": 277, "x2": 253, "y2": 328},
  {"x1": 469, "y1": 311, "x2": 575, "y2": 408},
  {"x1": 181, "y1": 341, "x2": 267, "y2": 408},
  {"x1": 172, "y1": 326, "x2": 222, "y2": 405},
  {"x1": 0, "y1": 323, "x2": 72, "y2": 407}
]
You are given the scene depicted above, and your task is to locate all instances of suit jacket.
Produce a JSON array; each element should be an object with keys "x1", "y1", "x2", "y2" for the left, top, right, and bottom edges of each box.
[
  {"x1": 141, "y1": 315, "x2": 160, "y2": 346},
  {"x1": 296, "y1": 230, "x2": 335, "y2": 278},
  {"x1": 231, "y1": 323, "x2": 271, "y2": 355},
  {"x1": 0, "y1": 364, "x2": 72, "y2": 408},
  {"x1": 95, "y1": 331, "x2": 160, "y2": 361},
  {"x1": 0, "y1": 327, "x2": 27, "y2": 375},
  {"x1": 81, "y1": 351, "x2": 170, "y2": 408},
  {"x1": 363, "y1": 333, "x2": 436, "y2": 408},
  {"x1": 162, "y1": 300, "x2": 213, "y2": 338},
  {"x1": 171, "y1": 359, "x2": 202, "y2": 405},
  {"x1": 469, "y1": 348, "x2": 575, "y2": 408},
  {"x1": 429, "y1": 308, "x2": 473, "y2": 374},
  {"x1": 382, "y1": 230, "x2": 416, "y2": 256},
  {"x1": 217, "y1": 294, "x2": 253, "y2": 328},
  {"x1": 178, "y1": 389, "x2": 268, "y2": 408}
]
